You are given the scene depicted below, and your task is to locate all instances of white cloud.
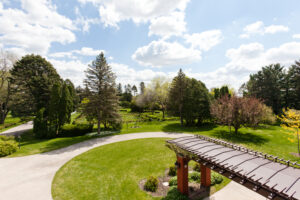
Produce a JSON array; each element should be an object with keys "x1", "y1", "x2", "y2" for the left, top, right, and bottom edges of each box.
[
  {"x1": 74, "y1": 7, "x2": 99, "y2": 32},
  {"x1": 50, "y1": 59, "x2": 88, "y2": 86},
  {"x1": 0, "y1": 0, "x2": 76, "y2": 55},
  {"x1": 110, "y1": 62, "x2": 168, "y2": 86},
  {"x1": 148, "y1": 11, "x2": 186, "y2": 38},
  {"x1": 78, "y1": 0, "x2": 190, "y2": 28},
  {"x1": 293, "y1": 34, "x2": 300, "y2": 39},
  {"x1": 196, "y1": 42, "x2": 300, "y2": 90},
  {"x1": 49, "y1": 47, "x2": 105, "y2": 58},
  {"x1": 184, "y1": 30, "x2": 223, "y2": 51},
  {"x1": 240, "y1": 21, "x2": 289, "y2": 38},
  {"x1": 132, "y1": 40, "x2": 201, "y2": 67},
  {"x1": 264, "y1": 25, "x2": 289, "y2": 34}
]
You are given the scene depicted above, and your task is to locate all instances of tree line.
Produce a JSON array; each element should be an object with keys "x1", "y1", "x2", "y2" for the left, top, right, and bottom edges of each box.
[{"x1": 1, "y1": 48, "x2": 299, "y2": 137}]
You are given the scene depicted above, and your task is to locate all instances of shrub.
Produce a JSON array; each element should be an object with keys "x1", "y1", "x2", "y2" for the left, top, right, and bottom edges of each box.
[
  {"x1": 60, "y1": 124, "x2": 93, "y2": 137},
  {"x1": 0, "y1": 136, "x2": 18, "y2": 157},
  {"x1": 144, "y1": 176, "x2": 158, "y2": 192},
  {"x1": 162, "y1": 187, "x2": 190, "y2": 200},
  {"x1": 168, "y1": 166, "x2": 176, "y2": 176},
  {"x1": 168, "y1": 176, "x2": 177, "y2": 186},
  {"x1": 211, "y1": 172, "x2": 223, "y2": 185},
  {"x1": 193, "y1": 163, "x2": 201, "y2": 172},
  {"x1": 189, "y1": 171, "x2": 201, "y2": 182}
]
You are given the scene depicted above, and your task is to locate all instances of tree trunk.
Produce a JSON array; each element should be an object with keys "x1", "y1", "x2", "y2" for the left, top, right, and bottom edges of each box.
[
  {"x1": 162, "y1": 109, "x2": 165, "y2": 120},
  {"x1": 179, "y1": 105, "x2": 183, "y2": 126},
  {"x1": 234, "y1": 127, "x2": 238, "y2": 134},
  {"x1": 97, "y1": 119, "x2": 101, "y2": 135}
]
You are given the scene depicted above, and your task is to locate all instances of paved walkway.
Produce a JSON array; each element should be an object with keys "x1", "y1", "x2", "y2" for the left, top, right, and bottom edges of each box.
[
  {"x1": 0, "y1": 121, "x2": 33, "y2": 136},
  {"x1": 0, "y1": 132, "x2": 266, "y2": 200}
]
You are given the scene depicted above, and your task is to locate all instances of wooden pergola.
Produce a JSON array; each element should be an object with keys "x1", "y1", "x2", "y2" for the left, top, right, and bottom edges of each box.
[{"x1": 166, "y1": 135, "x2": 300, "y2": 200}]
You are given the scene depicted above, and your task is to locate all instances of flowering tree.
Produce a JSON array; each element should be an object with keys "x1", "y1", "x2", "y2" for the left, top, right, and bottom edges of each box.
[{"x1": 278, "y1": 109, "x2": 300, "y2": 156}]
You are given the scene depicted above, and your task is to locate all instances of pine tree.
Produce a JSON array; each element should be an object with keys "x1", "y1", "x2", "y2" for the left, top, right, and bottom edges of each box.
[
  {"x1": 83, "y1": 53, "x2": 120, "y2": 134},
  {"x1": 168, "y1": 69, "x2": 186, "y2": 126},
  {"x1": 49, "y1": 82, "x2": 62, "y2": 135},
  {"x1": 132, "y1": 85, "x2": 137, "y2": 96},
  {"x1": 140, "y1": 82, "x2": 145, "y2": 95},
  {"x1": 117, "y1": 83, "x2": 123, "y2": 95}
]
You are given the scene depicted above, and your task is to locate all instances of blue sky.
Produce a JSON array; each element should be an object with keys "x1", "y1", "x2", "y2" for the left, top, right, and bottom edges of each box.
[{"x1": 1, "y1": 0, "x2": 300, "y2": 90}]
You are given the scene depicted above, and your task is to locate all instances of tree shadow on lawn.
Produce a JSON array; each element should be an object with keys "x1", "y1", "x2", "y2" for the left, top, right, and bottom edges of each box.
[
  {"x1": 210, "y1": 130, "x2": 269, "y2": 146},
  {"x1": 161, "y1": 122, "x2": 217, "y2": 133}
]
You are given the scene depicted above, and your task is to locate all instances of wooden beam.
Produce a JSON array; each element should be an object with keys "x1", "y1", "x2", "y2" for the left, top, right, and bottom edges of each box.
[{"x1": 177, "y1": 155, "x2": 189, "y2": 195}]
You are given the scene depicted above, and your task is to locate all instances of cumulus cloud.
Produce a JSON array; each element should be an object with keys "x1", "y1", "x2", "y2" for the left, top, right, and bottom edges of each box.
[
  {"x1": 78, "y1": 0, "x2": 190, "y2": 28},
  {"x1": 132, "y1": 40, "x2": 201, "y2": 67},
  {"x1": 195, "y1": 42, "x2": 300, "y2": 90},
  {"x1": 148, "y1": 11, "x2": 186, "y2": 38},
  {"x1": 293, "y1": 34, "x2": 300, "y2": 39},
  {"x1": 49, "y1": 47, "x2": 105, "y2": 59},
  {"x1": 0, "y1": 0, "x2": 76, "y2": 55},
  {"x1": 240, "y1": 21, "x2": 289, "y2": 38},
  {"x1": 184, "y1": 30, "x2": 223, "y2": 51}
]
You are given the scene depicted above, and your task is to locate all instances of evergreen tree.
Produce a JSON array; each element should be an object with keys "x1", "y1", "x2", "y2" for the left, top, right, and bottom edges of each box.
[
  {"x1": 168, "y1": 69, "x2": 186, "y2": 126},
  {"x1": 49, "y1": 83, "x2": 62, "y2": 135},
  {"x1": 140, "y1": 82, "x2": 145, "y2": 94},
  {"x1": 58, "y1": 82, "x2": 73, "y2": 130},
  {"x1": 117, "y1": 83, "x2": 123, "y2": 95},
  {"x1": 132, "y1": 85, "x2": 137, "y2": 96},
  {"x1": 83, "y1": 53, "x2": 120, "y2": 134},
  {"x1": 244, "y1": 64, "x2": 285, "y2": 114},
  {"x1": 10, "y1": 54, "x2": 61, "y2": 116}
]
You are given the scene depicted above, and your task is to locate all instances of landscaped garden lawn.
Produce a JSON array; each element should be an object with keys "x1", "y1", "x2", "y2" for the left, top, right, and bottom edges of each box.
[
  {"x1": 0, "y1": 113, "x2": 31, "y2": 133},
  {"x1": 52, "y1": 138, "x2": 230, "y2": 200}
]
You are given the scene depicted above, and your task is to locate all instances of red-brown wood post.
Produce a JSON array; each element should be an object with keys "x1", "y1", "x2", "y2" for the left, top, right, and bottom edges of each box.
[
  {"x1": 176, "y1": 155, "x2": 189, "y2": 195},
  {"x1": 200, "y1": 164, "x2": 211, "y2": 187}
]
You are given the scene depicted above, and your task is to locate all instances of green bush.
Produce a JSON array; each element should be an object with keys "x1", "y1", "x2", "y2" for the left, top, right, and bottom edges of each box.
[
  {"x1": 168, "y1": 165, "x2": 177, "y2": 176},
  {"x1": 162, "y1": 187, "x2": 190, "y2": 200},
  {"x1": 168, "y1": 176, "x2": 177, "y2": 186},
  {"x1": 193, "y1": 163, "x2": 201, "y2": 172},
  {"x1": 60, "y1": 124, "x2": 93, "y2": 137},
  {"x1": 189, "y1": 171, "x2": 201, "y2": 182},
  {"x1": 144, "y1": 176, "x2": 158, "y2": 192},
  {"x1": 0, "y1": 136, "x2": 18, "y2": 157},
  {"x1": 211, "y1": 172, "x2": 223, "y2": 185}
]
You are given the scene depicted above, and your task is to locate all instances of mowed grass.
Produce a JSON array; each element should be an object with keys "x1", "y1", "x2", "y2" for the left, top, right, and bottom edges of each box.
[
  {"x1": 0, "y1": 113, "x2": 31, "y2": 133},
  {"x1": 52, "y1": 138, "x2": 230, "y2": 200}
]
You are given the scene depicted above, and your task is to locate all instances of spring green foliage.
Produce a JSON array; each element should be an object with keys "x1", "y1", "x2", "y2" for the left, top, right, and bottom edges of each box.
[
  {"x1": 144, "y1": 176, "x2": 159, "y2": 192},
  {"x1": 0, "y1": 135, "x2": 18, "y2": 157},
  {"x1": 83, "y1": 52, "x2": 120, "y2": 134},
  {"x1": 162, "y1": 187, "x2": 189, "y2": 200}
]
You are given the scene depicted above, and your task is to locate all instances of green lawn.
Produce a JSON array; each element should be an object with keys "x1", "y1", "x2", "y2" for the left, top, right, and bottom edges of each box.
[
  {"x1": 52, "y1": 138, "x2": 229, "y2": 200},
  {"x1": 0, "y1": 113, "x2": 31, "y2": 133}
]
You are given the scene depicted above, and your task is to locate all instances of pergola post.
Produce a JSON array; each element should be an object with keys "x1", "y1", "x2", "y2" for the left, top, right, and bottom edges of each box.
[
  {"x1": 176, "y1": 155, "x2": 189, "y2": 195},
  {"x1": 200, "y1": 164, "x2": 211, "y2": 187}
]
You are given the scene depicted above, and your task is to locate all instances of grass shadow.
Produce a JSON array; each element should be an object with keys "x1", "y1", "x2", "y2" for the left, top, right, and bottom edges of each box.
[
  {"x1": 210, "y1": 130, "x2": 269, "y2": 145},
  {"x1": 161, "y1": 122, "x2": 217, "y2": 133}
]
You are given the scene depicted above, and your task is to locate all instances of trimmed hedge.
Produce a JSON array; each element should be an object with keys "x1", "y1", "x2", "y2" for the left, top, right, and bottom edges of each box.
[
  {"x1": 0, "y1": 136, "x2": 18, "y2": 157},
  {"x1": 211, "y1": 172, "x2": 223, "y2": 185}
]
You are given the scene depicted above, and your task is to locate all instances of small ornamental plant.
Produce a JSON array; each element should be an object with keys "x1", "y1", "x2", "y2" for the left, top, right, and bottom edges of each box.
[
  {"x1": 144, "y1": 176, "x2": 158, "y2": 192},
  {"x1": 168, "y1": 165, "x2": 176, "y2": 176}
]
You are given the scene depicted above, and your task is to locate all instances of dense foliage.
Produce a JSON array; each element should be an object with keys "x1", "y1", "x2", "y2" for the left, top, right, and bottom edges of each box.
[
  {"x1": 241, "y1": 62, "x2": 300, "y2": 114},
  {"x1": 168, "y1": 69, "x2": 211, "y2": 126},
  {"x1": 0, "y1": 135, "x2": 18, "y2": 157}
]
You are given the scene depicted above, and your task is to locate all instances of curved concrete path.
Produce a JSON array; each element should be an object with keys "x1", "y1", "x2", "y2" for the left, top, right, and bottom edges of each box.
[
  {"x1": 0, "y1": 121, "x2": 33, "y2": 136},
  {"x1": 0, "y1": 132, "x2": 266, "y2": 200}
]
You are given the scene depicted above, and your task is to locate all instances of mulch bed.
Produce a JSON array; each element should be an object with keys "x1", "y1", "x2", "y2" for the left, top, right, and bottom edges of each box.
[{"x1": 139, "y1": 169, "x2": 211, "y2": 199}]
